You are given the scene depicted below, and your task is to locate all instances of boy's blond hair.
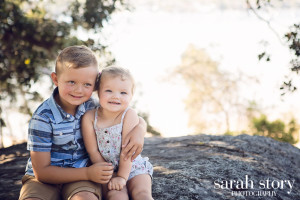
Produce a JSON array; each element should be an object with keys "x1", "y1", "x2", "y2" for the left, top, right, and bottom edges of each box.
[
  {"x1": 55, "y1": 45, "x2": 98, "y2": 76},
  {"x1": 97, "y1": 66, "x2": 135, "y2": 93}
]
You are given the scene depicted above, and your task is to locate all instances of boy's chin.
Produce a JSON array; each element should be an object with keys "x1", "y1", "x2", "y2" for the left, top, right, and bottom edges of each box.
[{"x1": 67, "y1": 98, "x2": 88, "y2": 106}]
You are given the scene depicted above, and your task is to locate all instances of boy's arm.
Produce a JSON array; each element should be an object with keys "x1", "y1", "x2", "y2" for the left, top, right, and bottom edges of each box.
[
  {"x1": 81, "y1": 110, "x2": 106, "y2": 164},
  {"x1": 108, "y1": 109, "x2": 139, "y2": 190},
  {"x1": 31, "y1": 151, "x2": 113, "y2": 184},
  {"x1": 121, "y1": 116, "x2": 146, "y2": 161},
  {"x1": 29, "y1": 111, "x2": 113, "y2": 184}
]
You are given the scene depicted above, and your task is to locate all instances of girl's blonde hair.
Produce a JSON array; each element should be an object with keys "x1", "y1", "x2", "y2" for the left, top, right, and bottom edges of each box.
[{"x1": 96, "y1": 66, "x2": 135, "y2": 93}]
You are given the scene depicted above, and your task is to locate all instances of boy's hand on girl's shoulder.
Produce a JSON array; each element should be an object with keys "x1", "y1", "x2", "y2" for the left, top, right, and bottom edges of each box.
[
  {"x1": 122, "y1": 134, "x2": 144, "y2": 161},
  {"x1": 108, "y1": 177, "x2": 126, "y2": 191},
  {"x1": 122, "y1": 112, "x2": 146, "y2": 161},
  {"x1": 122, "y1": 120, "x2": 145, "y2": 161},
  {"x1": 87, "y1": 162, "x2": 114, "y2": 184}
]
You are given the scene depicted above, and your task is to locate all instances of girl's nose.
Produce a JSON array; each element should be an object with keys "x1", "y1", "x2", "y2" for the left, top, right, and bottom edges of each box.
[{"x1": 112, "y1": 92, "x2": 119, "y2": 99}]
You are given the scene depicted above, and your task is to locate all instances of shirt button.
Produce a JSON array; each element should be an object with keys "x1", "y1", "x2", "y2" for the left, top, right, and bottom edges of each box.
[
  {"x1": 60, "y1": 132, "x2": 63, "y2": 136},
  {"x1": 107, "y1": 151, "x2": 110, "y2": 153},
  {"x1": 107, "y1": 140, "x2": 109, "y2": 143},
  {"x1": 66, "y1": 114, "x2": 70, "y2": 118},
  {"x1": 105, "y1": 130, "x2": 108, "y2": 133}
]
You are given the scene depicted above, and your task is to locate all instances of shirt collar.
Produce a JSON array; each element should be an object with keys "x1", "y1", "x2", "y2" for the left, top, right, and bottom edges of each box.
[
  {"x1": 48, "y1": 87, "x2": 94, "y2": 123},
  {"x1": 47, "y1": 87, "x2": 87, "y2": 123},
  {"x1": 47, "y1": 88, "x2": 63, "y2": 123}
]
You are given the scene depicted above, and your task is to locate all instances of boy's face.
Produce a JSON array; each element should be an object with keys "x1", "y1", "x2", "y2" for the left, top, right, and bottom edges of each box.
[
  {"x1": 51, "y1": 65, "x2": 98, "y2": 113},
  {"x1": 98, "y1": 76, "x2": 133, "y2": 113}
]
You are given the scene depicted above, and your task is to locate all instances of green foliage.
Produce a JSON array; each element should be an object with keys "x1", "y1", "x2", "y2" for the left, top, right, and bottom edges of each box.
[
  {"x1": 249, "y1": 0, "x2": 300, "y2": 95},
  {"x1": 138, "y1": 112, "x2": 161, "y2": 136},
  {"x1": 224, "y1": 131, "x2": 235, "y2": 136},
  {"x1": 252, "y1": 115, "x2": 299, "y2": 144},
  {"x1": 281, "y1": 23, "x2": 300, "y2": 93},
  {"x1": 0, "y1": 0, "x2": 128, "y2": 126}
]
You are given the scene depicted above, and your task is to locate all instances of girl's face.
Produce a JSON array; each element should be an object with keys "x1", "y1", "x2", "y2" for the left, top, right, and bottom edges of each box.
[{"x1": 98, "y1": 75, "x2": 133, "y2": 113}]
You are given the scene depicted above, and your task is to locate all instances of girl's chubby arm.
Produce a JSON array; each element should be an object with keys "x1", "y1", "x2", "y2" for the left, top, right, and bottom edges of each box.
[
  {"x1": 108, "y1": 108, "x2": 139, "y2": 191},
  {"x1": 81, "y1": 109, "x2": 107, "y2": 164}
]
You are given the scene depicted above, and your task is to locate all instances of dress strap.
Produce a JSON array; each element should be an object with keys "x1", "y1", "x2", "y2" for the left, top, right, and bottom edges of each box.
[
  {"x1": 93, "y1": 106, "x2": 100, "y2": 130},
  {"x1": 120, "y1": 107, "x2": 130, "y2": 125}
]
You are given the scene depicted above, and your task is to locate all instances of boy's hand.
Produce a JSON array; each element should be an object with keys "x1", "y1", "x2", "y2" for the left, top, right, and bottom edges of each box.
[
  {"x1": 87, "y1": 162, "x2": 113, "y2": 184},
  {"x1": 122, "y1": 126, "x2": 144, "y2": 161},
  {"x1": 108, "y1": 176, "x2": 126, "y2": 191}
]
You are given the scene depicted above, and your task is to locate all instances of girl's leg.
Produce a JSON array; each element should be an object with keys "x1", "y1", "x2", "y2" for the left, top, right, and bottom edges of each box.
[
  {"x1": 127, "y1": 174, "x2": 153, "y2": 200},
  {"x1": 102, "y1": 183, "x2": 129, "y2": 200}
]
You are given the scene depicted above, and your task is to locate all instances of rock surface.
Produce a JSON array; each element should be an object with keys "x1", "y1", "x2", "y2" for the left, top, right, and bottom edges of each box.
[{"x1": 0, "y1": 134, "x2": 300, "y2": 200}]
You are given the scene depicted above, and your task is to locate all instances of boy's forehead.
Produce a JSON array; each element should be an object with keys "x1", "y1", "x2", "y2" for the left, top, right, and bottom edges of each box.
[{"x1": 58, "y1": 65, "x2": 98, "y2": 78}]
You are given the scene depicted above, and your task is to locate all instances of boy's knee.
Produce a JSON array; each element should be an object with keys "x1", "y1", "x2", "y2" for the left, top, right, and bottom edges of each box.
[
  {"x1": 70, "y1": 191, "x2": 98, "y2": 200},
  {"x1": 23, "y1": 198, "x2": 43, "y2": 200},
  {"x1": 106, "y1": 191, "x2": 129, "y2": 200}
]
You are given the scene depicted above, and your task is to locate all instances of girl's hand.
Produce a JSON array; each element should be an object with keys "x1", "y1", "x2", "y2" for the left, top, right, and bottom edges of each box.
[
  {"x1": 122, "y1": 117, "x2": 146, "y2": 161},
  {"x1": 108, "y1": 176, "x2": 127, "y2": 191}
]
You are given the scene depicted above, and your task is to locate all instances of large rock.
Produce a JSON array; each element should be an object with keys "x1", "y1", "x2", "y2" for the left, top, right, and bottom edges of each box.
[
  {"x1": 0, "y1": 134, "x2": 299, "y2": 200},
  {"x1": 146, "y1": 134, "x2": 300, "y2": 200}
]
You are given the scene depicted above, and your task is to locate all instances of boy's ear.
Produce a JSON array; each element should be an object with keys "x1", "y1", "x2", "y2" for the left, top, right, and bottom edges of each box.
[{"x1": 51, "y1": 72, "x2": 59, "y2": 86}]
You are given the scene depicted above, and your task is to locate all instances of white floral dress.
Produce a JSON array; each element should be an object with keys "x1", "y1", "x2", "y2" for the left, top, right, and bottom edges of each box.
[{"x1": 94, "y1": 107, "x2": 153, "y2": 180}]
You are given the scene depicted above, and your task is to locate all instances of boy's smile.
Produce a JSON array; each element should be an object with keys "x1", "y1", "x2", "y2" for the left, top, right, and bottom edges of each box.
[{"x1": 51, "y1": 66, "x2": 98, "y2": 115}]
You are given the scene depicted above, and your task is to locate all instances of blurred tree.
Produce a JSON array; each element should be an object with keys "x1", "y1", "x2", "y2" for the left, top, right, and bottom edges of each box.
[
  {"x1": 252, "y1": 114, "x2": 299, "y2": 144},
  {"x1": 0, "y1": 0, "x2": 128, "y2": 147},
  {"x1": 173, "y1": 44, "x2": 248, "y2": 134},
  {"x1": 138, "y1": 111, "x2": 161, "y2": 136},
  {"x1": 246, "y1": 0, "x2": 300, "y2": 95}
]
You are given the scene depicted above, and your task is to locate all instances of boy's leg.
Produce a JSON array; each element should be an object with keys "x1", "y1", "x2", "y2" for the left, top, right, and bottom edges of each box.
[
  {"x1": 19, "y1": 175, "x2": 61, "y2": 200},
  {"x1": 62, "y1": 180, "x2": 102, "y2": 200},
  {"x1": 127, "y1": 174, "x2": 153, "y2": 200}
]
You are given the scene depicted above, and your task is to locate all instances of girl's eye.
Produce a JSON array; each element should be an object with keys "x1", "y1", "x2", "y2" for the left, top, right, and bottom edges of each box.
[
  {"x1": 68, "y1": 81, "x2": 75, "y2": 85},
  {"x1": 105, "y1": 90, "x2": 112, "y2": 92},
  {"x1": 84, "y1": 83, "x2": 92, "y2": 87},
  {"x1": 121, "y1": 92, "x2": 127, "y2": 95}
]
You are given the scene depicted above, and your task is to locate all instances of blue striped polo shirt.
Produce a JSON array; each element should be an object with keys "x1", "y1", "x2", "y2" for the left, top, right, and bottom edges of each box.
[{"x1": 25, "y1": 88, "x2": 97, "y2": 176}]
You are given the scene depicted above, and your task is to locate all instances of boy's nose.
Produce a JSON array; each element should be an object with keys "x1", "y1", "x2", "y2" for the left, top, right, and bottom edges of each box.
[{"x1": 74, "y1": 85, "x2": 83, "y2": 93}]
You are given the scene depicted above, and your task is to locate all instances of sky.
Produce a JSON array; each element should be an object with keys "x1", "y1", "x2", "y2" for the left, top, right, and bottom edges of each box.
[
  {"x1": 2, "y1": 0, "x2": 300, "y2": 147},
  {"x1": 98, "y1": 1, "x2": 300, "y2": 137}
]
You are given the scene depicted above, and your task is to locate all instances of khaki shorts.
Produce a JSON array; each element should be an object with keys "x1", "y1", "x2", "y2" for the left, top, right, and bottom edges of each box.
[{"x1": 19, "y1": 175, "x2": 102, "y2": 200}]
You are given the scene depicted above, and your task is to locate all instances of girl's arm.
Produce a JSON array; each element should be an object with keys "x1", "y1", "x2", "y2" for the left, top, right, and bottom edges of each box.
[
  {"x1": 81, "y1": 110, "x2": 107, "y2": 164},
  {"x1": 121, "y1": 116, "x2": 147, "y2": 161},
  {"x1": 108, "y1": 108, "x2": 139, "y2": 191}
]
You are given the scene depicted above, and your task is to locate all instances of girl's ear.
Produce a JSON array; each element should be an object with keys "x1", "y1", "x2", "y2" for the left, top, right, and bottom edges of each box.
[{"x1": 51, "y1": 72, "x2": 59, "y2": 86}]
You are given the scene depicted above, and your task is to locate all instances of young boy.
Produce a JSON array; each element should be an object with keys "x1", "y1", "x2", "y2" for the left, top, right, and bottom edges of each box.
[{"x1": 19, "y1": 46, "x2": 147, "y2": 200}]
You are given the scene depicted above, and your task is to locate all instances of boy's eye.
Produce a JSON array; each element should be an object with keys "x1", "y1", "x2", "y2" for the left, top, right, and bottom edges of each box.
[
  {"x1": 121, "y1": 92, "x2": 127, "y2": 95},
  {"x1": 68, "y1": 81, "x2": 75, "y2": 85},
  {"x1": 105, "y1": 90, "x2": 112, "y2": 92},
  {"x1": 84, "y1": 83, "x2": 92, "y2": 87}
]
